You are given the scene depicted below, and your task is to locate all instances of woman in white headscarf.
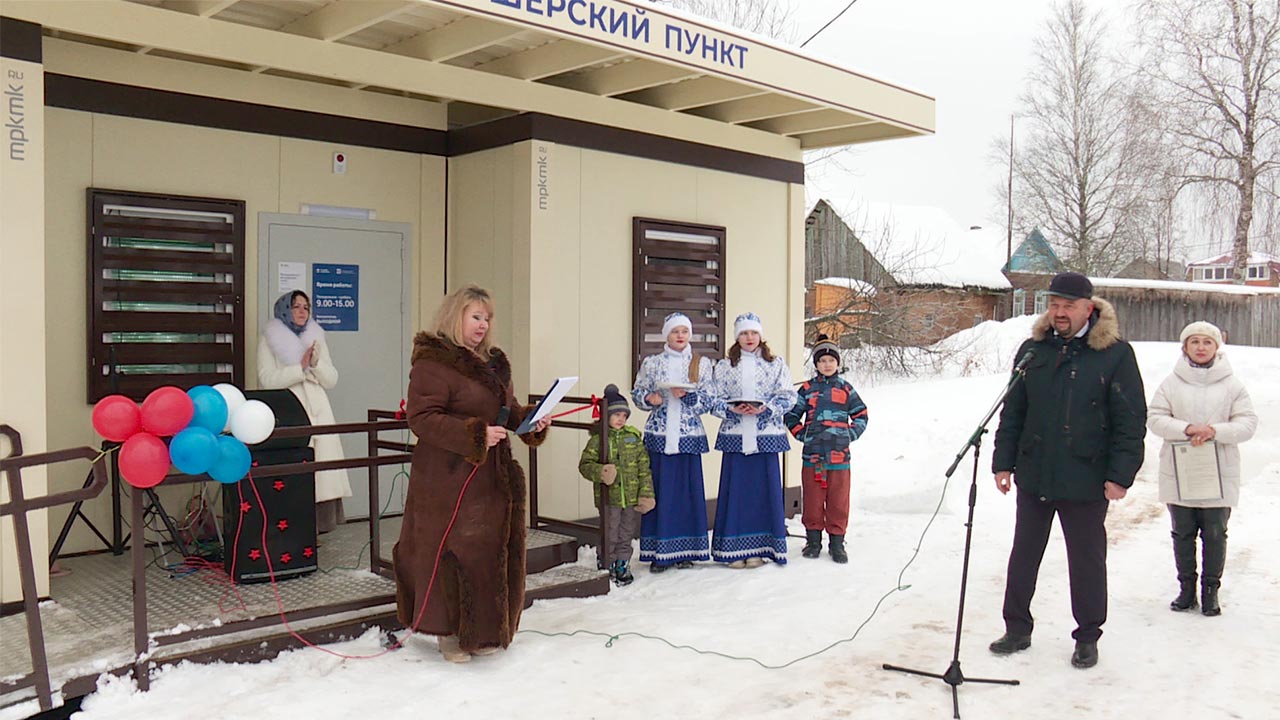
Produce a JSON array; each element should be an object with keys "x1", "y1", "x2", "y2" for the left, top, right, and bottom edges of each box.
[
  {"x1": 258, "y1": 290, "x2": 352, "y2": 532},
  {"x1": 631, "y1": 312, "x2": 714, "y2": 572},
  {"x1": 709, "y1": 313, "x2": 797, "y2": 569}
]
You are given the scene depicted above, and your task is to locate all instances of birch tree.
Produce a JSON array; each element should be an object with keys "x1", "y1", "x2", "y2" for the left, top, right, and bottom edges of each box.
[
  {"x1": 1011, "y1": 0, "x2": 1148, "y2": 275},
  {"x1": 1137, "y1": 0, "x2": 1280, "y2": 283}
]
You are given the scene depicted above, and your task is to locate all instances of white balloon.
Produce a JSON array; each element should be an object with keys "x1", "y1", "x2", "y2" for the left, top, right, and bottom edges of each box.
[
  {"x1": 229, "y1": 399, "x2": 276, "y2": 445},
  {"x1": 212, "y1": 384, "x2": 246, "y2": 432}
]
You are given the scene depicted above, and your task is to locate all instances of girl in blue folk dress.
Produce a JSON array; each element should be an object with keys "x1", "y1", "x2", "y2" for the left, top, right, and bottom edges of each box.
[
  {"x1": 709, "y1": 313, "x2": 797, "y2": 568},
  {"x1": 632, "y1": 312, "x2": 715, "y2": 572}
]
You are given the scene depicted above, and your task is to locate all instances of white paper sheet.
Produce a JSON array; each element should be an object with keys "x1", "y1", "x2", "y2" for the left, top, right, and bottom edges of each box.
[{"x1": 516, "y1": 376, "x2": 579, "y2": 434}]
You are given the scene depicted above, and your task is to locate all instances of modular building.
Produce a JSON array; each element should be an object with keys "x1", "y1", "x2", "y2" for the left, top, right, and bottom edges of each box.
[{"x1": 0, "y1": 0, "x2": 934, "y2": 605}]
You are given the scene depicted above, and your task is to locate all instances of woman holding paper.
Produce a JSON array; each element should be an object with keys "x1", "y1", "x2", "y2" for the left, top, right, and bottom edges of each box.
[
  {"x1": 258, "y1": 289, "x2": 350, "y2": 533},
  {"x1": 632, "y1": 312, "x2": 715, "y2": 572},
  {"x1": 708, "y1": 313, "x2": 797, "y2": 568},
  {"x1": 1147, "y1": 321, "x2": 1257, "y2": 617},
  {"x1": 394, "y1": 285, "x2": 550, "y2": 662}
]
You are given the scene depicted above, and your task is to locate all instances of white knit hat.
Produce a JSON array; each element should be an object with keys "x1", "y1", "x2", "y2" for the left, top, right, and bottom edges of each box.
[
  {"x1": 1180, "y1": 321, "x2": 1224, "y2": 347},
  {"x1": 661, "y1": 312, "x2": 693, "y2": 338},
  {"x1": 734, "y1": 312, "x2": 763, "y2": 338}
]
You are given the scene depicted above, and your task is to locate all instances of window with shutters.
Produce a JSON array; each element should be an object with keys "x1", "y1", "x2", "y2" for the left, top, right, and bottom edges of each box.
[
  {"x1": 632, "y1": 218, "x2": 726, "y2": 378},
  {"x1": 87, "y1": 189, "x2": 246, "y2": 403}
]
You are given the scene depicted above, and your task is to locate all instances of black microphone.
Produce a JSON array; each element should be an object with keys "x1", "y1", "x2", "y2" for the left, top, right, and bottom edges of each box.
[
  {"x1": 496, "y1": 406, "x2": 511, "y2": 426},
  {"x1": 1013, "y1": 348, "x2": 1036, "y2": 374}
]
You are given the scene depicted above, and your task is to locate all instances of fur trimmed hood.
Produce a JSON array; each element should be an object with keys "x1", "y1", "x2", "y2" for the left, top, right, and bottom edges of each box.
[
  {"x1": 411, "y1": 332, "x2": 511, "y2": 402},
  {"x1": 263, "y1": 317, "x2": 325, "y2": 366},
  {"x1": 1031, "y1": 296, "x2": 1120, "y2": 351}
]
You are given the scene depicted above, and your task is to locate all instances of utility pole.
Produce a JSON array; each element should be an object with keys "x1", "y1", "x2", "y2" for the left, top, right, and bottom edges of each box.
[{"x1": 1006, "y1": 114, "x2": 1015, "y2": 269}]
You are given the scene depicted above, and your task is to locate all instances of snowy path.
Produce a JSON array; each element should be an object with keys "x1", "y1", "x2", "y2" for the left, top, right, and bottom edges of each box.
[{"x1": 9, "y1": 338, "x2": 1275, "y2": 720}]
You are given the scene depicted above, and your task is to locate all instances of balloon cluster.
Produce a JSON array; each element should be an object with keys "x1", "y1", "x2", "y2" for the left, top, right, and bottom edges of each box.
[{"x1": 91, "y1": 384, "x2": 277, "y2": 489}]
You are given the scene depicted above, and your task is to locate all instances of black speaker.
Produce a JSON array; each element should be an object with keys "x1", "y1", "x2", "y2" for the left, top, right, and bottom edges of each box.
[
  {"x1": 222, "y1": 446, "x2": 318, "y2": 584},
  {"x1": 243, "y1": 389, "x2": 312, "y2": 452}
]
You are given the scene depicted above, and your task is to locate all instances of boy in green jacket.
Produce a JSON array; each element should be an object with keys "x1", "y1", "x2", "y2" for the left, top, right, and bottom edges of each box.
[{"x1": 579, "y1": 384, "x2": 656, "y2": 586}]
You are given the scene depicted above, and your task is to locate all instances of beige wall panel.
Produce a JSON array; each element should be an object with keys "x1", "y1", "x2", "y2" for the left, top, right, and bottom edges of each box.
[
  {"x1": 2, "y1": 55, "x2": 49, "y2": 602},
  {"x1": 41, "y1": 108, "x2": 96, "y2": 565},
  {"x1": 518, "y1": 146, "x2": 797, "y2": 523},
  {"x1": 447, "y1": 147, "x2": 517, "y2": 354},
  {"x1": 417, "y1": 155, "x2": 448, "y2": 332},
  {"x1": 42, "y1": 112, "x2": 446, "y2": 555}
]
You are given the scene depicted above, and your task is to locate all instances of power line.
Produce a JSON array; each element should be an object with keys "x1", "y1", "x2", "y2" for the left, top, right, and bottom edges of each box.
[{"x1": 800, "y1": 0, "x2": 860, "y2": 48}]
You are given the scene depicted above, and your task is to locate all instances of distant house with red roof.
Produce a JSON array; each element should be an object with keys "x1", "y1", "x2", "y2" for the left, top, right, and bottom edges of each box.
[{"x1": 1185, "y1": 252, "x2": 1279, "y2": 288}]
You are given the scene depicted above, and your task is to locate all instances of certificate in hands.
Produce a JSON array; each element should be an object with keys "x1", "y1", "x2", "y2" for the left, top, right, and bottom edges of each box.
[
  {"x1": 516, "y1": 376, "x2": 579, "y2": 434},
  {"x1": 1171, "y1": 440, "x2": 1224, "y2": 502}
]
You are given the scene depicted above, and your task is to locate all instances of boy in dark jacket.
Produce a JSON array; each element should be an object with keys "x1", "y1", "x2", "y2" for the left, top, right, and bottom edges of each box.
[
  {"x1": 783, "y1": 336, "x2": 868, "y2": 563},
  {"x1": 579, "y1": 385, "x2": 656, "y2": 586}
]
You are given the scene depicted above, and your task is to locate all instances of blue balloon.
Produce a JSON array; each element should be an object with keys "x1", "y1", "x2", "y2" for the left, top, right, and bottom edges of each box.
[
  {"x1": 208, "y1": 435, "x2": 251, "y2": 485},
  {"x1": 187, "y1": 385, "x2": 229, "y2": 434},
  {"x1": 170, "y1": 427, "x2": 219, "y2": 475}
]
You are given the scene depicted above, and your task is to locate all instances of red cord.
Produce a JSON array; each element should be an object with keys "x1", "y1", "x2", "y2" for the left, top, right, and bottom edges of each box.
[{"x1": 241, "y1": 459, "x2": 483, "y2": 660}]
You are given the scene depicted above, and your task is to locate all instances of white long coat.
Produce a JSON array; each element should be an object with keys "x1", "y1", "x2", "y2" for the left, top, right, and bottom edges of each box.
[
  {"x1": 257, "y1": 318, "x2": 352, "y2": 503},
  {"x1": 1147, "y1": 351, "x2": 1257, "y2": 508}
]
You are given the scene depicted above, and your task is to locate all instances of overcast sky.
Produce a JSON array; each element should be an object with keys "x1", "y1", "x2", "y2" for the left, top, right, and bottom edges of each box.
[{"x1": 787, "y1": 0, "x2": 1074, "y2": 229}]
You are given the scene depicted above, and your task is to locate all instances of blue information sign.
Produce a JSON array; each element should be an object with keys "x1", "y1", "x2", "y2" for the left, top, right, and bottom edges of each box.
[{"x1": 312, "y1": 263, "x2": 359, "y2": 331}]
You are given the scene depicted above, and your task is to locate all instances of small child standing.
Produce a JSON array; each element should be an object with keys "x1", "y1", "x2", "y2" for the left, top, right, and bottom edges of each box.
[
  {"x1": 783, "y1": 335, "x2": 868, "y2": 564},
  {"x1": 578, "y1": 384, "x2": 656, "y2": 586}
]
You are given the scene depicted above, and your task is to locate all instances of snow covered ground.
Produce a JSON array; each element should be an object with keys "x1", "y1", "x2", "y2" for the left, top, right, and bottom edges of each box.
[{"x1": 16, "y1": 318, "x2": 1279, "y2": 720}]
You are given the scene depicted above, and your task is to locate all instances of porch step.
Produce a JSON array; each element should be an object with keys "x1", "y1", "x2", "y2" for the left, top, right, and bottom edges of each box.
[
  {"x1": 526, "y1": 528, "x2": 579, "y2": 574},
  {"x1": 524, "y1": 564, "x2": 611, "y2": 607}
]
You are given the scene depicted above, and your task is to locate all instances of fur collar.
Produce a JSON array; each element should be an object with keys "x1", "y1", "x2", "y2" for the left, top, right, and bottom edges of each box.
[
  {"x1": 1031, "y1": 296, "x2": 1120, "y2": 350},
  {"x1": 411, "y1": 332, "x2": 511, "y2": 401},
  {"x1": 263, "y1": 318, "x2": 324, "y2": 365}
]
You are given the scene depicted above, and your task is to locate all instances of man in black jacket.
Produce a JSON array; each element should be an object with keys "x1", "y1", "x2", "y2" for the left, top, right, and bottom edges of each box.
[{"x1": 988, "y1": 272, "x2": 1147, "y2": 669}]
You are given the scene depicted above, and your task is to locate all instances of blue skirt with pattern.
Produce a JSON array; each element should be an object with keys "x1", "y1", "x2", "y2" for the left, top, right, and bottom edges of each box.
[
  {"x1": 711, "y1": 452, "x2": 788, "y2": 564},
  {"x1": 639, "y1": 452, "x2": 710, "y2": 565}
]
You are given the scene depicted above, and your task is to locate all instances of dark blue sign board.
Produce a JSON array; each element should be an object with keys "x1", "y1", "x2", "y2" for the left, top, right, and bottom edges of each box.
[{"x1": 312, "y1": 263, "x2": 359, "y2": 331}]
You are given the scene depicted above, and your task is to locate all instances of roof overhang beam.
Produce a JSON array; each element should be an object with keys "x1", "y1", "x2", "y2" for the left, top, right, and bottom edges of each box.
[
  {"x1": 620, "y1": 76, "x2": 767, "y2": 111},
  {"x1": 550, "y1": 59, "x2": 700, "y2": 97},
  {"x1": 473, "y1": 39, "x2": 625, "y2": 80},
  {"x1": 384, "y1": 15, "x2": 525, "y2": 62},
  {"x1": 160, "y1": 0, "x2": 239, "y2": 18},
  {"x1": 279, "y1": 0, "x2": 415, "y2": 42}
]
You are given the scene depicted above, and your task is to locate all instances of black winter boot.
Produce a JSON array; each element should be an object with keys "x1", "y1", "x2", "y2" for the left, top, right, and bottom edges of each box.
[
  {"x1": 1170, "y1": 581, "x2": 1198, "y2": 612},
  {"x1": 1200, "y1": 509, "x2": 1228, "y2": 617},
  {"x1": 1201, "y1": 586, "x2": 1221, "y2": 616},
  {"x1": 802, "y1": 530, "x2": 822, "y2": 559},
  {"x1": 828, "y1": 534, "x2": 848, "y2": 564}
]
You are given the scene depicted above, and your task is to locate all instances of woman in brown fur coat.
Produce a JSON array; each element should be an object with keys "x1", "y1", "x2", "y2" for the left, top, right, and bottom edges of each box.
[{"x1": 394, "y1": 285, "x2": 549, "y2": 663}]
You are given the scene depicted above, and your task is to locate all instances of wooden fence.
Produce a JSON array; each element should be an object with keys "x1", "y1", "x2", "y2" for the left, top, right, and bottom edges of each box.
[{"x1": 1094, "y1": 285, "x2": 1280, "y2": 347}]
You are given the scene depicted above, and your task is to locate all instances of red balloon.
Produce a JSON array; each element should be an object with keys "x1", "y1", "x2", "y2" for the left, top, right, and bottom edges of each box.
[
  {"x1": 118, "y1": 433, "x2": 171, "y2": 489},
  {"x1": 91, "y1": 395, "x2": 141, "y2": 442},
  {"x1": 140, "y1": 386, "x2": 195, "y2": 437}
]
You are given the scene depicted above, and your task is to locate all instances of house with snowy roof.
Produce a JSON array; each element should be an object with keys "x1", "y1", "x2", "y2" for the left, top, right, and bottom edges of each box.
[
  {"x1": 1185, "y1": 252, "x2": 1279, "y2": 288},
  {"x1": 1002, "y1": 228, "x2": 1065, "y2": 317},
  {"x1": 804, "y1": 199, "x2": 1010, "y2": 346}
]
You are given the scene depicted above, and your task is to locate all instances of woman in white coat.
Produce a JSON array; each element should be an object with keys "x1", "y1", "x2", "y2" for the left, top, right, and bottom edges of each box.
[
  {"x1": 1147, "y1": 321, "x2": 1257, "y2": 617},
  {"x1": 258, "y1": 290, "x2": 353, "y2": 533}
]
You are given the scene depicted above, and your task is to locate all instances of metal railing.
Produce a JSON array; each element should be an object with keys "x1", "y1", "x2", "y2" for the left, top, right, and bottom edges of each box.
[
  {"x1": 526, "y1": 392, "x2": 610, "y2": 567},
  {"x1": 0, "y1": 413, "x2": 410, "y2": 712}
]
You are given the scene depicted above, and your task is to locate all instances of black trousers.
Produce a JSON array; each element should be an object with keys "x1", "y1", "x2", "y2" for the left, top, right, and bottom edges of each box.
[
  {"x1": 1002, "y1": 490, "x2": 1110, "y2": 643},
  {"x1": 1169, "y1": 505, "x2": 1231, "y2": 589}
]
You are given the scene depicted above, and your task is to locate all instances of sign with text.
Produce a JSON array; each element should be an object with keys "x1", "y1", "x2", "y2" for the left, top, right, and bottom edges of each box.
[{"x1": 312, "y1": 263, "x2": 359, "y2": 331}]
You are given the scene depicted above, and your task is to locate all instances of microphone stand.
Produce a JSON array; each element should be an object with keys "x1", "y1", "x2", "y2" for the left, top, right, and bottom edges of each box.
[{"x1": 882, "y1": 357, "x2": 1032, "y2": 719}]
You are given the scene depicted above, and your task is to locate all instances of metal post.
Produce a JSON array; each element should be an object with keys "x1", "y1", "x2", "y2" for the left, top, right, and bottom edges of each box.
[
  {"x1": 131, "y1": 487, "x2": 150, "y2": 691},
  {"x1": 1, "y1": 429, "x2": 54, "y2": 712}
]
